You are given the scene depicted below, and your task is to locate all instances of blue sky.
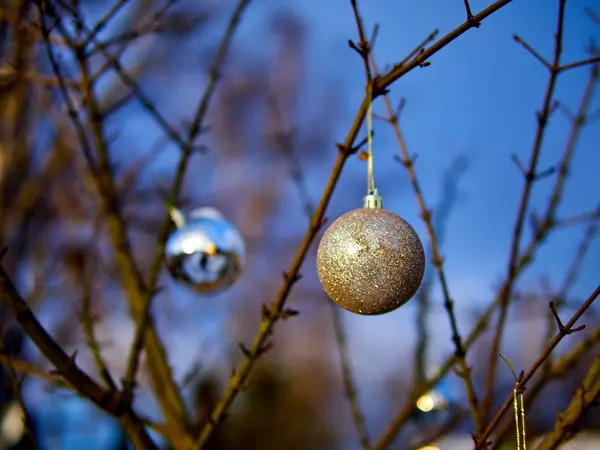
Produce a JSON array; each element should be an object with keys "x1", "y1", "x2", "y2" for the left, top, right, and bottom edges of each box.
[{"x1": 22, "y1": 0, "x2": 600, "y2": 448}]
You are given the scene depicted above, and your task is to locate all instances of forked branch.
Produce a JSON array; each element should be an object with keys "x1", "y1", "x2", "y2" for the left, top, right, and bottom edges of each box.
[
  {"x1": 193, "y1": 1, "x2": 518, "y2": 448},
  {"x1": 0, "y1": 263, "x2": 159, "y2": 449},
  {"x1": 475, "y1": 283, "x2": 600, "y2": 448}
]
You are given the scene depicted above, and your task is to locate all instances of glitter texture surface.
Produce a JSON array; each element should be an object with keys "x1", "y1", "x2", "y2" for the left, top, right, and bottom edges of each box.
[{"x1": 316, "y1": 208, "x2": 425, "y2": 315}]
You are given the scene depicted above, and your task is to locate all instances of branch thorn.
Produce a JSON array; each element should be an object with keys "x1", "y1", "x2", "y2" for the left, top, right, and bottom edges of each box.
[{"x1": 549, "y1": 301, "x2": 586, "y2": 334}]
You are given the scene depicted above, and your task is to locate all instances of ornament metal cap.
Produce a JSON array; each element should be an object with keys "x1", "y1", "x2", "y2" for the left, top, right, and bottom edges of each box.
[{"x1": 363, "y1": 188, "x2": 384, "y2": 209}]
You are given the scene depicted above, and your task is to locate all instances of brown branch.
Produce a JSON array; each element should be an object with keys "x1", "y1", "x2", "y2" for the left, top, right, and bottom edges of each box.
[
  {"x1": 370, "y1": 48, "x2": 484, "y2": 434},
  {"x1": 585, "y1": 8, "x2": 600, "y2": 25},
  {"x1": 538, "y1": 61, "x2": 599, "y2": 230},
  {"x1": 75, "y1": 34, "x2": 192, "y2": 439},
  {"x1": 375, "y1": 350, "x2": 470, "y2": 448},
  {"x1": 121, "y1": 286, "x2": 160, "y2": 406},
  {"x1": 545, "y1": 214, "x2": 600, "y2": 357},
  {"x1": 481, "y1": 0, "x2": 567, "y2": 422},
  {"x1": 463, "y1": 0, "x2": 476, "y2": 22},
  {"x1": 270, "y1": 99, "x2": 372, "y2": 449},
  {"x1": 79, "y1": 248, "x2": 117, "y2": 391},
  {"x1": 513, "y1": 34, "x2": 552, "y2": 69},
  {"x1": 374, "y1": 199, "x2": 596, "y2": 450},
  {"x1": 123, "y1": 0, "x2": 253, "y2": 441},
  {"x1": 331, "y1": 303, "x2": 372, "y2": 450},
  {"x1": 555, "y1": 219, "x2": 599, "y2": 301},
  {"x1": 0, "y1": 354, "x2": 66, "y2": 386},
  {"x1": 487, "y1": 206, "x2": 600, "y2": 448},
  {"x1": 553, "y1": 208, "x2": 600, "y2": 228},
  {"x1": 396, "y1": 29, "x2": 439, "y2": 69},
  {"x1": 79, "y1": 0, "x2": 131, "y2": 50},
  {"x1": 376, "y1": 0, "x2": 516, "y2": 88},
  {"x1": 194, "y1": 1, "x2": 516, "y2": 447},
  {"x1": 0, "y1": 263, "x2": 159, "y2": 450},
  {"x1": 0, "y1": 353, "x2": 181, "y2": 447},
  {"x1": 0, "y1": 336, "x2": 37, "y2": 449},
  {"x1": 192, "y1": 101, "x2": 368, "y2": 448},
  {"x1": 87, "y1": 0, "x2": 182, "y2": 73},
  {"x1": 534, "y1": 356, "x2": 600, "y2": 449},
  {"x1": 475, "y1": 283, "x2": 600, "y2": 448},
  {"x1": 0, "y1": 69, "x2": 81, "y2": 89},
  {"x1": 37, "y1": 3, "x2": 191, "y2": 439},
  {"x1": 560, "y1": 56, "x2": 600, "y2": 72},
  {"x1": 489, "y1": 325, "x2": 600, "y2": 449},
  {"x1": 144, "y1": 0, "x2": 252, "y2": 292},
  {"x1": 548, "y1": 327, "x2": 600, "y2": 374},
  {"x1": 349, "y1": 0, "x2": 373, "y2": 81},
  {"x1": 55, "y1": 7, "x2": 190, "y2": 152},
  {"x1": 42, "y1": 3, "x2": 252, "y2": 433}
]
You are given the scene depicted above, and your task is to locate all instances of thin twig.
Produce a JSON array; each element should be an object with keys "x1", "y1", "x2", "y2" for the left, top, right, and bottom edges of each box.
[
  {"x1": 38, "y1": 3, "x2": 190, "y2": 438},
  {"x1": 369, "y1": 50, "x2": 484, "y2": 433},
  {"x1": 585, "y1": 8, "x2": 600, "y2": 25},
  {"x1": 376, "y1": 0, "x2": 516, "y2": 88},
  {"x1": 0, "y1": 353, "x2": 66, "y2": 386},
  {"x1": 415, "y1": 157, "x2": 468, "y2": 385},
  {"x1": 121, "y1": 286, "x2": 160, "y2": 406},
  {"x1": 476, "y1": 283, "x2": 600, "y2": 448},
  {"x1": 145, "y1": 0, "x2": 253, "y2": 296},
  {"x1": 349, "y1": 0, "x2": 373, "y2": 81},
  {"x1": 194, "y1": 1, "x2": 516, "y2": 447},
  {"x1": 560, "y1": 56, "x2": 600, "y2": 72},
  {"x1": 557, "y1": 222, "x2": 599, "y2": 297},
  {"x1": 395, "y1": 29, "x2": 439, "y2": 69},
  {"x1": 270, "y1": 98, "x2": 372, "y2": 449},
  {"x1": 77, "y1": 215, "x2": 117, "y2": 391},
  {"x1": 513, "y1": 34, "x2": 552, "y2": 69},
  {"x1": 88, "y1": 0, "x2": 181, "y2": 78},
  {"x1": 331, "y1": 304, "x2": 372, "y2": 450},
  {"x1": 0, "y1": 263, "x2": 160, "y2": 450},
  {"x1": 0, "y1": 352, "x2": 181, "y2": 446},
  {"x1": 534, "y1": 356, "x2": 600, "y2": 449},
  {"x1": 374, "y1": 204, "x2": 594, "y2": 450},
  {"x1": 481, "y1": 0, "x2": 568, "y2": 422},
  {"x1": 79, "y1": 249, "x2": 117, "y2": 390},
  {"x1": 543, "y1": 214, "x2": 600, "y2": 363},
  {"x1": 0, "y1": 336, "x2": 37, "y2": 449},
  {"x1": 192, "y1": 100, "x2": 368, "y2": 448},
  {"x1": 53, "y1": 4, "x2": 190, "y2": 151},
  {"x1": 463, "y1": 0, "x2": 475, "y2": 21},
  {"x1": 553, "y1": 209, "x2": 600, "y2": 228},
  {"x1": 76, "y1": 32, "x2": 192, "y2": 436},
  {"x1": 489, "y1": 325, "x2": 600, "y2": 449},
  {"x1": 79, "y1": 0, "x2": 130, "y2": 50}
]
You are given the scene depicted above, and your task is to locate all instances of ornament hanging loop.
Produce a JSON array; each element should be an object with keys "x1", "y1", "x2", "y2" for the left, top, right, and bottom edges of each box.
[
  {"x1": 363, "y1": 81, "x2": 383, "y2": 209},
  {"x1": 167, "y1": 204, "x2": 187, "y2": 228},
  {"x1": 366, "y1": 82, "x2": 375, "y2": 193}
]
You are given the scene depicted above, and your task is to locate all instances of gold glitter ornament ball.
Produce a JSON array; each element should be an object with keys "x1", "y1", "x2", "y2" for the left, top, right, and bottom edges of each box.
[{"x1": 316, "y1": 207, "x2": 425, "y2": 315}]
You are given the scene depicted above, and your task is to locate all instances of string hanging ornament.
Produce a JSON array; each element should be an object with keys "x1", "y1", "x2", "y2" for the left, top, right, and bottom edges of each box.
[{"x1": 316, "y1": 86, "x2": 425, "y2": 315}]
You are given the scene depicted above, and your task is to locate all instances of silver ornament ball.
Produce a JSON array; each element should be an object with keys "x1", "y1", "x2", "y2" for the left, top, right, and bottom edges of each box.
[
  {"x1": 165, "y1": 207, "x2": 246, "y2": 294},
  {"x1": 316, "y1": 206, "x2": 425, "y2": 315}
]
